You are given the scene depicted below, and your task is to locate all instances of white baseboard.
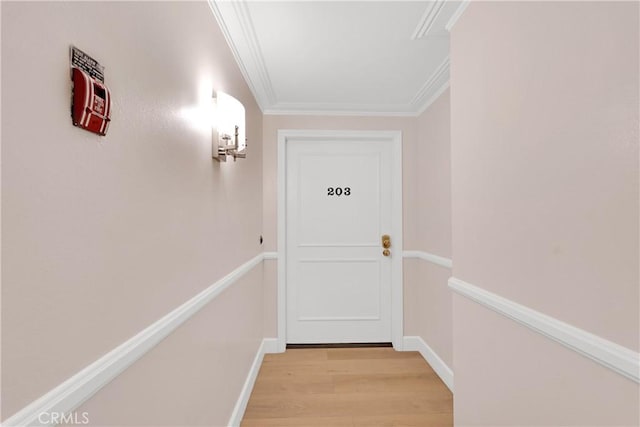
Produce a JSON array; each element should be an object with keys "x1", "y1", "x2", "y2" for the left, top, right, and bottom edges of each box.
[
  {"x1": 3, "y1": 253, "x2": 268, "y2": 427},
  {"x1": 403, "y1": 336, "x2": 454, "y2": 392},
  {"x1": 261, "y1": 337, "x2": 281, "y2": 354},
  {"x1": 227, "y1": 338, "x2": 279, "y2": 427},
  {"x1": 449, "y1": 277, "x2": 640, "y2": 383}
]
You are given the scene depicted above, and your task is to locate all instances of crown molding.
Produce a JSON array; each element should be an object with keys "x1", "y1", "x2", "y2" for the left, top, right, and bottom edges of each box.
[
  {"x1": 412, "y1": 0, "x2": 447, "y2": 39},
  {"x1": 264, "y1": 110, "x2": 419, "y2": 117},
  {"x1": 264, "y1": 104, "x2": 419, "y2": 117},
  {"x1": 208, "y1": 0, "x2": 276, "y2": 111},
  {"x1": 264, "y1": 59, "x2": 451, "y2": 118},
  {"x1": 410, "y1": 56, "x2": 450, "y2": 113},
  {"x1": 417, "y1": 80, "x2": 450, "y2": 116},
  {"x1": 208, "y1": 0, "x2": 451, "y2": 116},
  {"x1": 264, "y1": 110, "x2": 418, "y2": 117},
  {"x1": 446, "y1": 0, "x2": 470, "y2": 31}
]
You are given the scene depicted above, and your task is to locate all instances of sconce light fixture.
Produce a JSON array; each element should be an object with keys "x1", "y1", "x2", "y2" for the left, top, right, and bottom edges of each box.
[{"x1": 212, "y1": 91, "x2": 246, "y2": 162}]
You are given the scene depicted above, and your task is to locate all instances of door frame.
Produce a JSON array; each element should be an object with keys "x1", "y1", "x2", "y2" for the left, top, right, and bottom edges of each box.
[{"x1": 276, "y1": 129, "x2": 404, "y2": 352}]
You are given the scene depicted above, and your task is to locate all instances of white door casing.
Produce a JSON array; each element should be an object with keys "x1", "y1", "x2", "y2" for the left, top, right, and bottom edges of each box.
[{"x1": 277, "y1": 130, "x2": 403, "y2": 351}]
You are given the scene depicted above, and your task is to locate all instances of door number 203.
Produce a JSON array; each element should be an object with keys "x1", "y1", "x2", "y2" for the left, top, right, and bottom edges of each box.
[{"x1": 327, "y1": 187, "x2": 351, "y2": 196}]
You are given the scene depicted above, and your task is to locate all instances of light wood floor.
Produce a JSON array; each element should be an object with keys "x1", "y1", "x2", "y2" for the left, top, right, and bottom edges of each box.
[{"x1": 241, "y1": 347, "x2": 453, "y2": 427}]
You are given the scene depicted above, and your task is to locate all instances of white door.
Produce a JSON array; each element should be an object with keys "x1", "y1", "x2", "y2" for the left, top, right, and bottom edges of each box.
[{"x1": 285, "y1": 137, "x2": 395, "y2": 344}]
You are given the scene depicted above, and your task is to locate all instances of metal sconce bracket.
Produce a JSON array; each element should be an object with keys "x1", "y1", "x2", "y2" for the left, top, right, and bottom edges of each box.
[
  {"x1": 214, "y1": 126, "x2": 247, "y2": 162},
  {"x1": 212, "y1": 91, "x2": 247, "y2": 162}
]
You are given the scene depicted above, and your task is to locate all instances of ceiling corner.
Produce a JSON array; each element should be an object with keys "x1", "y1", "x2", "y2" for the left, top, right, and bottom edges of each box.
[
  {"x1": 410, "y1": 56, "x2": 450, "y2": 114},
  {"x1": 445, "y1": 0, "x2": 471, "y2": 32},
  {"x1": 208, "y1": 0, "x2": 277, "y2": 112},
  {"x1": 412, "y1": 0, "x2": 447, "y2": 39}
]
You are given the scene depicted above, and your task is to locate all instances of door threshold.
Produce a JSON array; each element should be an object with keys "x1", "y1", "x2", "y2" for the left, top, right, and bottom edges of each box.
[{"x1": 286, "y1": 342, "x2": 392, "y2": 349}]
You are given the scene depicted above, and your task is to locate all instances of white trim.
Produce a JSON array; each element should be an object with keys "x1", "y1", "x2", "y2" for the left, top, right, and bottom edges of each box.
[
  {"x1": 263, "y1": 82, "x2": 449, "y2": 117},
  {"x1": 403, "y1": 250, "x2": 452, "y2": 269},
  {"x1": 261, "y1": 337, "x2": 280, "y2": 354},
  {"x1": 208, "y1": 0, "x2": 454, "y2": 116},
  {"x1": 207, "y1": 0, "x2": 275, "y2": 111},
  {"x1": 230, "y1": 1, "x2": 276, "y2": 106},
  {"x1": 449, "y1": 277, "x2": 640, "y2": 383},
  {"x1": 264, "y1": 108, "x2": 419, "y2": 117},
  {"x1": 3, "y1": 253, "x2": 267, "y2": 427},
  {"x1": 263, "y1": 251, "x2": 278, "y2": 260},
  {"x1": 263, "y1": 59, "x2": 450, "y2": 117},
  {"x1": 277, "y1": 132, "x2": 287, "y2": 353},
  {"x1": 389, "y1": 132, "x2": 404, "y2": 350},
  {"x1": 227, "y1": 339, "x2": 266, "y2": 427},
  {"x1": 416, "y1": 81, "x2": 450, "y2": 116},
  {"x1": 262, "y1": 64, "x2": 450, "y2": 117},
  {"x1": 411, "y1": 0, "x2": 447, "y2": 39},
  {"x1": 277, "y1": 130, "x2": 404, "y2": 351},
  {"x1": 410, "y1": 57, "x2": 450, "y2": 114},
  {"x1": 445, "y1": 0, "x2": 470, "y2": 31},
  {"x1": 227, "y1": 338, "x2": 280, "y2": 427},
  {"x1": 403, "y1": 336, "x2": 454, "y2": 392}
]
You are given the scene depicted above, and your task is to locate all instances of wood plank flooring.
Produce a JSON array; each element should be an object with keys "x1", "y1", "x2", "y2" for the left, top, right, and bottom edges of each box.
[{"x1": 241, "y1": 347, "x2": 453, "y2": 427}]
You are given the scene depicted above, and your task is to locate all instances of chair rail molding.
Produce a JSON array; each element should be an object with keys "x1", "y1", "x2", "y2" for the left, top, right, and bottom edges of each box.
[
  {"x1": 449, "y1": 277, "x2": 640, "y2": 383},
  {"x1": 3, "y1": 253, "x2": 271, "y2": 427},
  {"x1": 402, "y1": 250, "x2": 452, "y2": 269},
  {"x1": 263, "y1": 251, "x2": 278, "y2": 260}
]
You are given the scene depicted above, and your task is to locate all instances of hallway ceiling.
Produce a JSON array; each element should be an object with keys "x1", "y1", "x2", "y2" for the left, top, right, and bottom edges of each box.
[{"x1": 209, "y1": 1, "x2": 467, "y2": 116}]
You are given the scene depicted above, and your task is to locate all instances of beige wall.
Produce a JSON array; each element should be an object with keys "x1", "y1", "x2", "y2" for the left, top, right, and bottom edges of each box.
[
  {"x1": 450, "y1": 1, "x2": 639, "y2": 424},
  {"x1": 1, "y1": 1, "x2": 264, "y2": 423},
  {"x1": 68, "y1": 268, "x2": 264, "y2": 427},
  {"x1": 416, "y1": 90, "x2": 452, "y2": 259},
  {"x1": 404, "y1": 90, "x2": 453, "y2": 368},
  {"x1": 4, "y1": 1, "x2": 637, "y2": 425},
  {"x1": 262, "y1": 259, "x2": 278, "y2": 338},
  {"x1": 260, "y1": 96, "x2": 453, "y2": 368},
  {"x1": 453, "y1": 294, "x2": 639, "y2": 426}
]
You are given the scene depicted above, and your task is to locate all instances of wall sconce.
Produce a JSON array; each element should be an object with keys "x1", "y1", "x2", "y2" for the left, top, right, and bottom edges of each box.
[{"x1": 212, "y1": 91, "x2": 246, "y2": 162}]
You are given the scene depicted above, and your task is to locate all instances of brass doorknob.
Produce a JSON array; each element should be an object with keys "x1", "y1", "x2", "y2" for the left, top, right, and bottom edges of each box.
[
  {"x1": 383, "y1": 249, "x2": 390, "y2": 257},
  {"x1": 381, "y1": 234, "x2": 391, "y2": 249}
]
